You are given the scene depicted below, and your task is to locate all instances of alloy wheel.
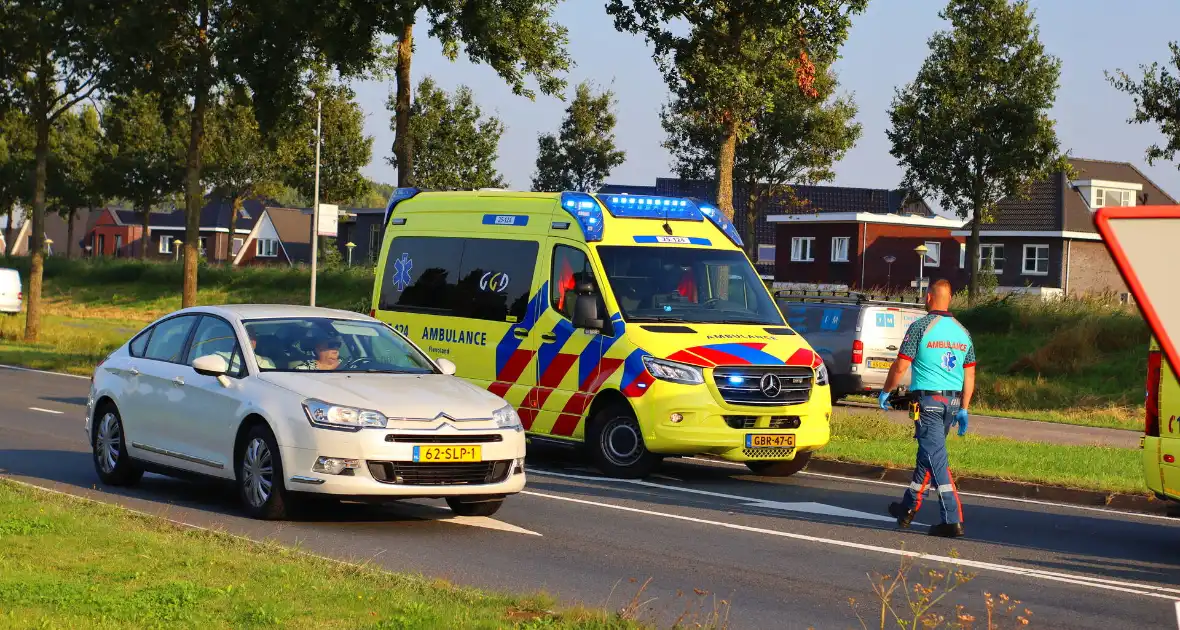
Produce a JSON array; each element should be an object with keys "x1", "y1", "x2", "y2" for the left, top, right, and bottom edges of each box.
[{"x1": 242, "y1": 437, "x2": 274, "y2": 508}]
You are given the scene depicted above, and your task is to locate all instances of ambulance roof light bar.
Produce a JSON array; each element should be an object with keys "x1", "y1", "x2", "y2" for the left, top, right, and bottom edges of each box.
[
  {"x1": 383, "y1": 187, "x2": 421, "y2": 226},
  {"x1": 559, "y1": 191, "x2": 606, "y2": 242},
  {"x1": 593, "y1": 193, "x2": 744, "y2": 248}
]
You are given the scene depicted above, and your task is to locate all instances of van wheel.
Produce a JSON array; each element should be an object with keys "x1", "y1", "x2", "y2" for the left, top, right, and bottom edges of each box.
[
  {"x1": 746, "y1": 451, "x2": 812, "y2": 477},
  {"x1": 446, "y1": 496, "x2": 504, "y2": 517},
  {"x1": 588, "y1": 404, "x2": 661, "y2": 479}
]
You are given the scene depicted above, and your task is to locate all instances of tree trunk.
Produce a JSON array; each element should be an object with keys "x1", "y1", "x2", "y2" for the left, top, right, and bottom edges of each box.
[
  {"x1": 393, "y1": 22, "x2": 415, "y2": 187},
  {"x1": 26, "y1": 105, "x2": 50, "y2": 343},
  {"x1": 967, "y1": 213, "x2": 981, "y2": 305},
  {"x1": 4, "y1": 204, "x2": 13, "y2": 261},
  {"x1": 715, "y1": 118, "x2": 739, "y2": 220},
  {"x1": 745, "y1": 182, "x2": 759, "y2": 260},
  {"x1": 226, "y1": 194, "x2": 241, "y2": 263},
  {"x1": 183, "y1": 1, "x2": 211, "y2": 308},
  {"x1": 139, "y1": 206, "x2": 151, "y2": 260},
  {"x1": 66, "y1": 208, "x2": 78, "y2": 258}
]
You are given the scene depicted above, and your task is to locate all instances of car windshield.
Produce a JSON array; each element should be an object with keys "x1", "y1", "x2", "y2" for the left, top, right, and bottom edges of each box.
[
  {"x1": 596, "y1": 246, "x2": 785, "y2": 325},
  {"x1": 242, "y1": 317, "x2": 436, "y2": 374}
]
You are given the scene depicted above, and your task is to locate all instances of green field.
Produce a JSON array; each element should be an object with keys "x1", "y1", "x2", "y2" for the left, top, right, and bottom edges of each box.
[{"x1": 0, "y1": 480, "x2": 644, "y2": 630}]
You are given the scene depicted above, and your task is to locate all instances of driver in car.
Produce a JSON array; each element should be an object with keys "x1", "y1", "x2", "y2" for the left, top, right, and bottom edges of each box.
[{"x1": 293, "y1": 335, "x2": 343, "y2": 371}]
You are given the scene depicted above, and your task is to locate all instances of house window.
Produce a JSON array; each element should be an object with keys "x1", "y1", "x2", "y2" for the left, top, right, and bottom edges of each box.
[
  {"x1": 790, "y1": 237, "x2": 814, "y2": 262},
  {"x1": 979, "y1": 244, "x2": 1004, "y2": 274},
  {"x1": 923, "y1": 241, "x2": 941, "y2": 267},
  {"x1": 1022, "y1": 244, "x2": 1049, "y2": 276},
  {"x1": 959, "y1": 243, "x2": 966, "y2": 269},
  {"x1": 757, "y1": 244, "x2": 776, "y2": 264},
  {"x1": 256, "y1": 239, "x2": 279, "y2": 258},
  {"x1": 159, "y1": 235, "x2": 173, "y2": 254},
  {"x1": 831, "y1": 237, "x2": 849, "y2": 262},
  {"x1": 232, "y1": 237, "x2": 244, "y2": 256},
  {"x1": 1095, "y1": 188, "x2": 1133, "y2": 208}
]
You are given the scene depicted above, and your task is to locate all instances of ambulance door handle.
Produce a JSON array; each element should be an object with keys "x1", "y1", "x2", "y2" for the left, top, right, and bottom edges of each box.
[
  {"x1": 540, "y1": 333, "x2": 558, "y2": 342},
  {"x1": 886, "y1": 345, "x2": 897, "y2": 351},
  {"x1": 513, "y1": 328, "x2": 528, "y2": 339}
]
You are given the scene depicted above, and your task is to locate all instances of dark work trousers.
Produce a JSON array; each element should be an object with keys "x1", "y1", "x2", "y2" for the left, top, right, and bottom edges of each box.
[{"x1": 898, "y1": 393, "x2": 963, "y2": 525}]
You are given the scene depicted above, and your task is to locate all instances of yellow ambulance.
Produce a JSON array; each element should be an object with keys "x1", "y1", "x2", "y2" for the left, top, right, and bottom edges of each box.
[
  {"x1": 1144, "y1": 337, "x2": 1180, "y2": 509},
  {"x1": 369, "y1": 188, "x2": 832, "y2": 478}
]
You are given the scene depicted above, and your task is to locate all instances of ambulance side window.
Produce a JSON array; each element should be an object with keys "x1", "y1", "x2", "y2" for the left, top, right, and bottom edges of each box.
[
  {"x1": 378, "y1": 236, "x2": 463, "y2": 314},
  {"x1": 551, "y1": 245, "x2": 593, "y2": 321},
  {"x1": 456, "y1": 238, "x2": 538, "y2": 322}
]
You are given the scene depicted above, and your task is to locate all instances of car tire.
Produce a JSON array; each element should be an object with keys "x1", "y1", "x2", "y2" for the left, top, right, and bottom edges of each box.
[
  {"x1": 446, "y1": 496, "x2": 504, "y2": 517},
  {"x1": 236, "y1": 423, "x2": 290, "y2": 520},
  {"x1": 92, "y1": 405, "x2": 144, "y2": 487},
  {"x1": 587, "y1": 403, "x2": 661, "y2": 479},
  {"x1": 745, "y1": 451, "x2": 812, "y2": 477}
]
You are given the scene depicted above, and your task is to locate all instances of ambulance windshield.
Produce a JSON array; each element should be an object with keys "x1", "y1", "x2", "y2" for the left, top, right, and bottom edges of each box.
[{"x1": 596, "y1": 246, "x2": 784, "y2": 325}]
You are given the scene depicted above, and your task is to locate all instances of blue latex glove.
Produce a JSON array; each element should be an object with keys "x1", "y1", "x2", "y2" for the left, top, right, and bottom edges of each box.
[
  {"x1": 878, "y1": 390, "x2": 891, "y2": 410},
  {"x1": 954, "y1": 409, "x2": 969, "y2": 436}
]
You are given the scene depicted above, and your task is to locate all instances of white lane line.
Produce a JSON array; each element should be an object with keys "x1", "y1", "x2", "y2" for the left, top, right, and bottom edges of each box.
[
  {"x1": 530, "y1": 468, "x2": 915, "y2": 525},
  {"x1": 1175, "y1": 600, "x2": 1179, "y2": 629},
  {"x1": 441, "y1": 515, "x2": 542, "y2": 536},
  {"x1": 683, "y1": 456, "x2": 1179, "y2": 522},
  {"x1": 29, "y1": 407, "x2": 64, "y2": 415},
  {"x1": 0, "y1": 364, "x2": 89, "y2": 380},
  {"x1": 520, "y1": 490, "x2": 1180, "y2": 600}
]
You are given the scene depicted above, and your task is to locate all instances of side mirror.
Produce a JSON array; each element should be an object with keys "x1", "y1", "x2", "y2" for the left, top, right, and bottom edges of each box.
[
  {"x1": 572, "y1": 292, "x2": 604, "y2": 331},
  {"x1": 192, "y1": 354, "x2": 229, "y2": 377},
  {"x1": 436, "y1": 357, "x2": 457, "y2": 376}
]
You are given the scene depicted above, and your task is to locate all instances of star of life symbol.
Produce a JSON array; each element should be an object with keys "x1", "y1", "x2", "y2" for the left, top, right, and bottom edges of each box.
[
  {"x1": 940, "y1": 350, "x2": 958, "y2": 371},
  {"x1": 392, "y1": 253, "x2": 413, "y2": 291}
]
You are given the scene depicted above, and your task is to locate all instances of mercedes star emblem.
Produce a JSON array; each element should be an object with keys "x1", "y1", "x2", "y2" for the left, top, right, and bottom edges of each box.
[{"x1": 759, "y1": 373, "x2": 782, "y2": 397}]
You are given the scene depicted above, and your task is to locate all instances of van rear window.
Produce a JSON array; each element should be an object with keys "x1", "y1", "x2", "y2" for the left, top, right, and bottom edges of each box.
[
  {"x1": 379, "y1": 236, "x2": 538, "y2": 323},
  {"x1": 781, "y1": 304, "x2": 856, "y2": 334}
]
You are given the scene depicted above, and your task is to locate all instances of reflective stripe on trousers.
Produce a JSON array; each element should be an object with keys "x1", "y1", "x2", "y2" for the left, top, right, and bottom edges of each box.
[{"x1": 899, "y1": 394, "x2": 964, "y2": 525}]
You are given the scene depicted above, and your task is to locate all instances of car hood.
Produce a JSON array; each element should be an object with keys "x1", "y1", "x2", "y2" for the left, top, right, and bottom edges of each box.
[
  {"x1": 623, "y1": 323, "x2": 822, "y2": 368},
  {"x1": 258, "y1": 372, "x2": 506, "y2": 419}
]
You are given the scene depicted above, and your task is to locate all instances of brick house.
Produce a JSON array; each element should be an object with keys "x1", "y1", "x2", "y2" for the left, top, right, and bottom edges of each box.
[
  {"x1": 234, "y1": 207, "x2": 312, "y2": 266},
  {"x1": 84, "y1": 199, "x2": 259, "y2": 262},
  {"x1": 767, "y1": 211, "x2": 966, "y2": 291},
  {"x1": 951, "y1": 157, "x2": 1176, "y2": 296},
  {"x1": 6, "y1": 207, "x2": 102, "y2": 257}
]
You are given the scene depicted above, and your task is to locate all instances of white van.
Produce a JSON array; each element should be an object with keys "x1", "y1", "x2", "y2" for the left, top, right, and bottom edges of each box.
[
  {"x1": 776, "y1": 291, "x2": 925, "y2": 402},
  {"x1": 0, "y1": 268, "x2": 21, "y2": 314}
]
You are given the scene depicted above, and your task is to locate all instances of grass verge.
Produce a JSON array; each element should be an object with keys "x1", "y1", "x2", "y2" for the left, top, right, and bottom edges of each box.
[
  {"x1": 819, "y1": 413, "x2": 1144, "y2": 494},
  {"x1": 0, "y1": 479, "x2": 633, "y2": 630}
]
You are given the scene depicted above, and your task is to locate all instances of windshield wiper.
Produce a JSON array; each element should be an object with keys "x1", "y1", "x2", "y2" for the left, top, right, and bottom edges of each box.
[{"x1": 627, "y1": 316, "x2": 695, "y2": 323}]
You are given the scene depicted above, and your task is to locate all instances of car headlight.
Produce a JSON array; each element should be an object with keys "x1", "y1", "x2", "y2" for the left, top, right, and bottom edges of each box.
[
  {"x1": 303, "y1": 399, "x2": 388, "y2": 431},
  {"x1": 492, "y1": 404, "x2": 523, "y2": 431},
  {"x1": 815, "y1": 362, "x2": 830, "y2": 387},
  {"x1": 642, "y1": 356, "x2": 704, "y2": 385}
]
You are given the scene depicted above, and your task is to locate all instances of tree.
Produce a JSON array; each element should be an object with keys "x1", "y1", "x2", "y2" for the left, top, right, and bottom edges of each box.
[
  {"x1": 887, "y1": 0, "x2": 1067, "y2": 303},
  {"x1": 277, "y1": 79, "x2": 372, "y2": 205},
  {"x1": 100, "y1": 91, "x2": 187, "y2": 259},
  {"x1": 0, "y1": 0, "x2": 111, "y2": 340},
  {"x1": 385, "y1": 1, "x2": 570, "y2": 187},
  {"x1": 107, "y1": 0, "x2": 394, "y2": 307},
  {"x1": 388, "y1": 77, "x2": 507, "y2": 190},
  {"x1": 1107, "y1": 43, "x2": 1180, "y2": 172},
  {"x1": 206, "y1": 90, "x2": 283, "y2": 261},
  {"x1": 531, "y1": 82, "x2": 626, "y2": 192},
  {"x1": 48, "y1": 105, "x2": 104, "y2": 258},
  {"x1": 607, "y1": 0, "x2": 867, "y2": 220},
  {"x1": 662, "y1": 62, "x2": 861, "y2": 259},
  {"x1": 0, "y1": 109, "x2": 33, "y2": 259}
]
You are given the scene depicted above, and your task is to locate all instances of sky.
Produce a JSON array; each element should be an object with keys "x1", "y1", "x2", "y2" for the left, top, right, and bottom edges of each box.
[{"x1": 350, "y1": 1, "x2": 1180, "y2": 210}]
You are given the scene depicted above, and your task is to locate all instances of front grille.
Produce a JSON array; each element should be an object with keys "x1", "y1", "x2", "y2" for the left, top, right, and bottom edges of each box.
[
  {"x1": 713, "y1": 366, "x2": 814, "y2": 407},
  {"x1": 385, "y1": 434, "x2": 503, "y2": 444},
  {"x1": 724, "y1": 415, "x2": 802, "y2": 430},
  {"x1": 724, "y1": 415, "x2": 757, "y2": 429},
  {"x1": 743, "y1": 447, "x2": 795, "y2": 459},
  {"x1": 367, "y1": 460, "x2": 512, "y2": 485},
  {"x1": 769, "y1": 416, "x2": 801, "y2": 429}
]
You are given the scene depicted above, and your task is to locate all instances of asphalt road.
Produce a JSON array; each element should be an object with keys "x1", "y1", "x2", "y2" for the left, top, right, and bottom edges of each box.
[{"x1": 2, "y1": 366, "x2": 1178, "y2": 629}]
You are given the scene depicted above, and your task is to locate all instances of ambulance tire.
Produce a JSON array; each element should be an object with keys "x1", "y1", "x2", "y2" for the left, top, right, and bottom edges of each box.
[
  {"x1": 745, "y1": 451, "x2": 812, "y2": 477},
  {"x1": 588, "y1": 404, "x2": 661, "y2": 479}
]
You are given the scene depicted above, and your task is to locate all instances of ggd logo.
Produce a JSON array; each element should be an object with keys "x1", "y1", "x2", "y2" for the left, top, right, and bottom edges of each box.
[{"x1": 479, "y1": 271, "x2": 510, "y2": 293}]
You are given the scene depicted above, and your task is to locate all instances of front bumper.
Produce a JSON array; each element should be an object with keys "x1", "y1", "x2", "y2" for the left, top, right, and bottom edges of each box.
[{"x1": 279, "y1": 423, "x2": 528, "y2": 497}]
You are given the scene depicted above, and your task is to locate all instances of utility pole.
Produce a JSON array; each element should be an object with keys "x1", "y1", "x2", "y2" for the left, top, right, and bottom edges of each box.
[{"x1": 310, "y1": 95, "x2": 322, "y2": 307}]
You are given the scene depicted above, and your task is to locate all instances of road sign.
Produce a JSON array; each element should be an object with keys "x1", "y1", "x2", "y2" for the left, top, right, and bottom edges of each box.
[
  {"x1": 317, "y1": 203, "x2": 338, "y2": 237},
  {"x1": 1094, "y1": 205, "x2": 1180, "y2": 373}
]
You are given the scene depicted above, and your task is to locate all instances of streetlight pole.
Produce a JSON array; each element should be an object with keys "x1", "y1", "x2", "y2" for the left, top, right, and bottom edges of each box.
[{"x1": 309, "y1": 94, "x2": 322, "y2": 307}]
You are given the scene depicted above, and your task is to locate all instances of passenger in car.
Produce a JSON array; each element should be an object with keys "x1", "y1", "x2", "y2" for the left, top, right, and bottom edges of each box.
[{"x1": 247, "y1": 331, "x2": 276, "y2": 370}]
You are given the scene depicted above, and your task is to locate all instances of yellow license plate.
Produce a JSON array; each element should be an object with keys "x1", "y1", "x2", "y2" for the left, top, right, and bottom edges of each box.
[
  {"x1": 868, "y1": 360, "x2": 892, "y2": 370},
  {"x1": 746, "y1": 434, "x2": 796, "y2": 448},
  {"x1": 412, "y1": 445, "x2": 482, "y2": 462}
]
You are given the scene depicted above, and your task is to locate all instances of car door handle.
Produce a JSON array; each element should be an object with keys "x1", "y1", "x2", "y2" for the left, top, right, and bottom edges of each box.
[
  {"x1": 173, "y1": 376, "x2": 185, "y2": 386},
  {"x1": 128, "y1": 367, "x2": 139, "y2": 377},
  {"x1": 886, "y1": 345, "x2": 898, "y2": 351},
  {"x1": 541, "y1": 333, "x2": 558, "y2": 342},
  {"x1": 513, "y1": 328, "x2": 529, "y2": 339}
]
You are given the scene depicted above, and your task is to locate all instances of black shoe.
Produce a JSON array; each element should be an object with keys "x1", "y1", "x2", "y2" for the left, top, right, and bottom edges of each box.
[
  {"x1": 928, "y1": 523, "x2": 965, "y2": 538},
  {"x1": 888, "y1": 502, "x2": 915, "y2": 529}
]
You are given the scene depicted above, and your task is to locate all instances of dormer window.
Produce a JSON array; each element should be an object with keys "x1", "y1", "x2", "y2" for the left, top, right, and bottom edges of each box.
[{"x1": 1072, "y1": 179, "x2": 1143, "y2": 210}]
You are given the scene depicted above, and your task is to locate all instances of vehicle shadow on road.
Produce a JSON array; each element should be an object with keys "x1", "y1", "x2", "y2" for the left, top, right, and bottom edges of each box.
[{"x1": 40, "y1": 395, "x2": 88, "y2": 407}]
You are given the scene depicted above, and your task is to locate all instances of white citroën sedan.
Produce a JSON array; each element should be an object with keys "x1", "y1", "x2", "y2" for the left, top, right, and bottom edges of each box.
[{"x1": 86, "y1": 305, "x2": 527, "y2": 520}]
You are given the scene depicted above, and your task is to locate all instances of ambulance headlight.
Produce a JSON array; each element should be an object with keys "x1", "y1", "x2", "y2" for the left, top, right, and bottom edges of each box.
[
  {"x1": 493, "y1": 404, "x2": 523, "y2": 431},
  {"x1": 642, "y1": 356, "x2": 704, "y2": 385},
  {"x1": 815, "y1": 362, "x2": 830, "y2": 387}
]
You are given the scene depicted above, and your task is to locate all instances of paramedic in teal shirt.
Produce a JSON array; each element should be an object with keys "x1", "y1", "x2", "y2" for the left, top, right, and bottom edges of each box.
[{"x1": 878, "y1": 278, "x2": 976, "y2": 538}]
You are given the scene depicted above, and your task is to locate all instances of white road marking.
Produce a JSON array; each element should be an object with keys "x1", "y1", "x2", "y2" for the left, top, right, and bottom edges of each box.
[
  {"x1": 530, "y1": 468, "x2": 920, "y2": 525},
  {"x1": 29, "y1": 407, "x2": 63, "y2": 415},
  {"x1": 683, "y1": 456, "x2": 1180, "y2": 522},
  {"x1": 442, "y1": 515, "x2": 542, "y2": 536},
  {"x1": 0, "y1": 364, "x2": 89, "y2": 380},
  {"x1": 1174, "y1": 601, "x2": 1179, "y2": 629},
  {"x1": 521, "y1": 489, "x2": 1180, "y2": 601}
]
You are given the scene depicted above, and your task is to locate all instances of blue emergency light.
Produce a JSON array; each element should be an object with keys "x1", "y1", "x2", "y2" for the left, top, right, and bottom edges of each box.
[
  {"x1": 594, "y1": 193, "x2": 744, "y2": 248},
  {"x1": 383, "y1": 187, "x2": 421, "y2": 226},
  {"x1": 559, "y1": 191, "x2": 606, "y2": 242},
  {"x1": 695, "y1": 200, "x2": 745, "y2": 248}
]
